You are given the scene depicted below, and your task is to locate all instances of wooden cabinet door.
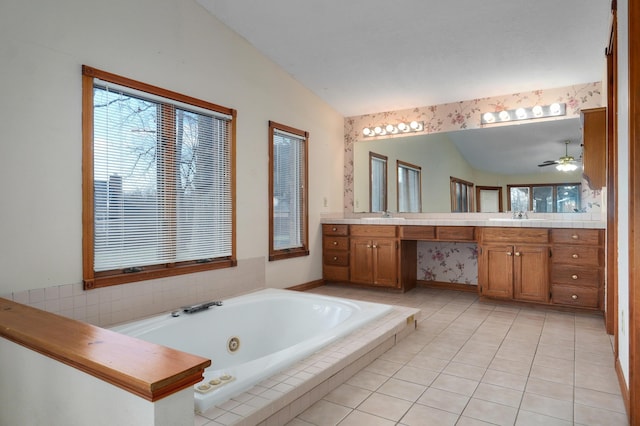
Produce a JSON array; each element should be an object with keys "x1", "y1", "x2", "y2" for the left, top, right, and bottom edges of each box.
[
  {"x1": 479, "y1": 244, "x2": 514, "y2": 299},
  {"x1": 372, "y1": 238, "x2": 398, "y2": 287},
  {"x1": 350, "y1": 238, "x2": 373, "y2": 284},
  {"x1": 513, "y1": 245, "x2": 549, "y2": 303}
]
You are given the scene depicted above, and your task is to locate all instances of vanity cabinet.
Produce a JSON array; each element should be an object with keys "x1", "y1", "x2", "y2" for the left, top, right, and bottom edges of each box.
[
  {"x1": 550, "y1": 229, "x2": 604, "y2": 309},
  {"x1": 581, "y1": 107, "x2": 606, "y2": 190},
  {"x1": 322, "y1": 224, "x2": 350, "y2": 282},
  {"x1": 350, "y1": 225, "x2": 399, "y2": 288},
  {"x1": 478, "y1": 228, "x2": 550, "y2": 303}
]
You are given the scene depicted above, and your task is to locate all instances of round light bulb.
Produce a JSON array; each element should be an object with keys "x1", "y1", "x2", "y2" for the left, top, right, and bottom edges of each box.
[
  {"x1": 363, "y1": 127, "x2": 372, "y2": 136},
  {"x1": 374, "y1": 126, "x2": 383, "y2": 135},
  {"x1": 498, "y1": 111, "x2": 511, "y2": 121},
  {"x1": 532, "y1": 105, "x2": 543, "y2": 117},
  {"x1": 549, "y1": 103, "x2": 561, "y2": 115},
  {"x1": 398, "y1": 122, "x2": 408, "y2": 131},
  {"x1": 483, "y1": 112, "x2": 495, "y2": 123},
  {"x1": 386, "y1": 124, "x2": 396, "y2": 133},
  {"x1": 515, "y1": 108, "x2": 527, "y2": 119},
  {"x1": 410, "y1": 121, "x2": 420, "y2": 130}
]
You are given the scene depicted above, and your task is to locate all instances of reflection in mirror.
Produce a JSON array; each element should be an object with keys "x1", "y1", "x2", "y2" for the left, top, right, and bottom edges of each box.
[
  {"x1": 353, "y1": 118, "x2": 583, "y2": 213},
  {"x1": 450, "y1": 177, "x2": 474, "y2": 212},
  {"x1": 397, "y1": 161, "x2": 422, "y2": 212},
  {"x1": 477, "y1": 186, "x2": 503, "y2": 212},
  {"x1": 369, "y1": 152, "x2": 387, "y2": 212},
  {"x1": 508, "y1": 183, "x2": 581, "y2": 213}
]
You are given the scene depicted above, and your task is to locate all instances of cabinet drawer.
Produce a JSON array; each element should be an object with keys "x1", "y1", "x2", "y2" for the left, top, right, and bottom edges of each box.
[
  {"x1": 437, "y1": 226, "x2": 475, "y2": 241},
  {"x1": 481, "y1": 228, "x2": 549, "y2": 244},
  {"x1": 551, "y1": 229, "x2": 602, "y2": 245},
  {"x1": 552, "y1": 246, "x2": 602, "y2": 267},
  {"x1": 350, "y1": 225, "x2": 397, "y2": 238},
  {"x1": 323, "y1": 236, "x2": 349, "y2": 251},
  {"x1": 550, "y1": 265, "x2": 601, "y2": 287},
  {"x1": 323, "y1": 265, "x2": 349, "y2": 282},
  {"x1": 322, "y1": 224, "x2": 349, "y2": 236},
  {"x1": 399, "y1": 225, "x2": 435, "y2": 240},
  {"x1": 323, "y1": 251, "x2": 349, "y2": 266},
  {"x1": 552, "y1": 285, "x2": 599, "y2": 308}
]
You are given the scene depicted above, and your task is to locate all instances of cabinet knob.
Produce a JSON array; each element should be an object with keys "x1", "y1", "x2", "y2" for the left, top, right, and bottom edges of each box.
[
  {"x1": 332, "y1": 256, "x2": 338, "y2": 261},
  {"x1": 572, "y1": 274, "x2": 579, "y2": 280},
  {"x1": 572, "y1": 253, "x2": 579, "y2": 259},
  {"x1": 515, "y1": 252, "x2": 521, "y2": 257},
  {"x1": 367, "y1": 244, "x2": 371, "y2": 248},
  {"x1": 571, "y1": 294, "x2": 579, "y2": 300},
  {"x1": 372, "y1": 244, "x2": 377, "y2": 249},
  {"x1": 332, "y1": 227, "x2": 337, "y2": 232},
  {"x1": 571, "y1": 234, "x2": 579, "y2": 240},
  {"x1": 332, "y1": 241, "x2": 338, "y2": 246},
  {"x1": 507, "y1": 252, "x2": 513, "y2": 256}
]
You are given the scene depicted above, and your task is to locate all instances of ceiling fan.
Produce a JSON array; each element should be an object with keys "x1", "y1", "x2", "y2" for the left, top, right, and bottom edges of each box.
[{"x1": 537, "y1": 140, "x2": 581, "y2": 171}]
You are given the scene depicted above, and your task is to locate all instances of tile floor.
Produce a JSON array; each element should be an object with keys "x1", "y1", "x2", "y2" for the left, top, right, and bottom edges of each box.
[{"x1": 287, "y1": 285, "x2": 627, "y2": 426}]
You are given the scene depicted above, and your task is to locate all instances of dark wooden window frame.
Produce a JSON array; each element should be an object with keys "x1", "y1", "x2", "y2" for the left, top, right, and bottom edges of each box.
[
  {"x1": 506, "y1": 182, "x2": 581, "y2": 213},
  {"x1": 369, "y1": 152, "x2": 388, "y2": 212},
  {"x1": 396, "y1": 160, "x2": 422, "y2": 212},
  {"x1": 82, "y1": 66, "x2": 237, "y2": 289},
  {"x1": 450, "y1": 176, "x2": 474, "y2": 212}
]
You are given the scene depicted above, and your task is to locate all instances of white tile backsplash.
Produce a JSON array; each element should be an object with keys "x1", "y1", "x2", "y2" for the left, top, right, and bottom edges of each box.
[{"x1": 3, "y1": 257, "x2": 266, "y2": 327}]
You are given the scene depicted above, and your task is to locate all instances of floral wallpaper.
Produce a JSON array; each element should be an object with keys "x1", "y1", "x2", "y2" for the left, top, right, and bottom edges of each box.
[
  {"x1": 343, "y1": 82, "x2": 603, "y2": 212},
  {"x1": 417, "y1": 242, "x2": 478, "y2": 285}
]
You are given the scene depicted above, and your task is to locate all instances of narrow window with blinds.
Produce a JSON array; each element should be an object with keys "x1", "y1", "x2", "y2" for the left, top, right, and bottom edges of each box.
[
  {"x1": 82, "y1": 66, "x2": 236, "y2": 289},
  {"x1": 397, "y1": 161, "x2": 422, "y2": 212},
  {"x1": 450, "y1": 176, "x2": 474, "y2": 212},
  {"x1": 369, "y1": 152, "x2": 388, "y2": 212},
  {"x1": 269, "y1": 121, "x2": 309, "y2": 261}
]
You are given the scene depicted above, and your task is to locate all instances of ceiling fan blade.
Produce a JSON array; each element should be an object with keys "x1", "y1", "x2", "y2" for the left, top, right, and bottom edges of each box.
[{"x1": 538, "y1": 163, "x2": 558, "y2": 167}]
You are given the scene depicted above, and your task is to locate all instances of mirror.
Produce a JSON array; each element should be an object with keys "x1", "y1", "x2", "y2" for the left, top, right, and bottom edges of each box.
[{"x1": 353, "y1": 118, "x2": 584, "y2": 213}]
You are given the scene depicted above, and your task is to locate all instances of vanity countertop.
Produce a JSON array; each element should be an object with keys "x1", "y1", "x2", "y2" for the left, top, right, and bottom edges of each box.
[{"x1": 320, "y1": 214, "x2": 605, "y2": 229}]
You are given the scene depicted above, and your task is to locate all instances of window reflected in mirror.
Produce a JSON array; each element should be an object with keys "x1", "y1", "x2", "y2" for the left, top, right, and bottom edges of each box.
[
  {"x1": 397, "y1": 160, "x2": 422, "y2": 212},
  {"x1": 450, "y1": 177, "x2": 474, "y2": 212},
  {"x1": 476, "y1": 186, "x2": 503, "y2": 212},
  {"x1": 369, "y1": 152, "x2": 388, "y2": 212},
  {"x1": 508, "y1": 183, "x2": 581, "y2": 212}
]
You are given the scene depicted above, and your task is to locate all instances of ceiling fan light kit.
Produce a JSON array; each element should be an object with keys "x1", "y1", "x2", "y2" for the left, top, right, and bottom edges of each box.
[
  {"x1": 538, "y1": 140, "x2": 580, "y2": 172},
  {"x1": 481, "y1": 103, "x2": 566, "y2": 125}
]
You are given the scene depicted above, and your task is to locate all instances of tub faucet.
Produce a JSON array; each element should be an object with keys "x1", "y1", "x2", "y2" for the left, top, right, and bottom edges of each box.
[
  {"x1": 181, "y1": 300, "x2": 223, "y2": 314},
  {"x1": 512, "y1": 210, "x2": 528, "y2": 219}
]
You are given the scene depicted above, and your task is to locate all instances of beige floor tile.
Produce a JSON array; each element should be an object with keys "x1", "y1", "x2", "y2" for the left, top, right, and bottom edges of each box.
[
  {"x1": 574, "y1": 403, "x2": 630, "y2": 425},
  {"x1": 455, "y1": 416, "x2": 497, "y2": 425},
  {"x1": 346, "y1": 370, "x2": 388, "y2": 391},
  {"x1": 574, "y1": 386, "x2": 627, "y2": 413},
  {"x1": 431, "y1": 373, "x2": 479, "y2": 396},
  {"x1": 323, "y1": 383, "x2": 372, "y2": 409},
  {"x1": 400, "y1": 403, "x2": 459, "y2": 426},
  {"x1": 481, "y1": 369, "x2": 528, "y2": 391},
  {"x1": 416, "y1": 387, "x2": 470, "y2": 414},
  {"x1": 357, "y1": 392, "x2": 413, "y2": 422},
  {"x1": 285, "y1": 418, "x2": 315, "y2": 426},
  {"x1": 525, "y1": 377, "x2": 574, "y2": 401},
  {"x1": 376, "y1": 378, "x2": 427, "y2": 402},
  {"x1": 462, "y1": 398, "x2": 518, "y2": 426},
  {"x1": 574, "y1": 368, "x2": 622, "y2": 394},
  {"x1": 364, "y1": 358, "x2": 404, "y2": 377},
  {"x1": 515, "y1": 410, "x2": 573, "y2": 426},
  {"x1": 520, "y1": 392, "x2": 573, "y2": 422},
  {"x1": 472, "y1": 382, "x2": 523, "y2": 408},
  {"x1": 489, "y1": 355, "x2": 533, "y2": 376},
  {"x1": 443, "y1": 361, "x2": 486, "y2": 381},
  {"x1": 336, "y1": 410, "x2": 396, "y2": 426},
  {"x1": 393, "y1": 365, "x2": 439, "y2": 386},
  {"x1": 297, "y1": 400, "x2": 352, "y2": 426},
  {"x1": 406, "y1": 354, "x2": 449, "y2": 372},
  {"x1": 529, "y1": 363, "x2": 574, "y2": 386}
]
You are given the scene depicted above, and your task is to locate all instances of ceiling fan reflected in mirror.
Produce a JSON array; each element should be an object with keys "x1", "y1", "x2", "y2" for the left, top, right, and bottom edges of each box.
[{"x1": 537, "y1": 140, "x2": 581, "y2": 172}]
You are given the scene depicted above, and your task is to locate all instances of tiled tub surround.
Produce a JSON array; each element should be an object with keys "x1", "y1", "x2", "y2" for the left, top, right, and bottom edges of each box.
[
  {"x1": 194, "y1": 305, "x2": 419, "y2": 426},
  {"x1": 1, "y1": 257, "x2": 265, "y2": 328}
]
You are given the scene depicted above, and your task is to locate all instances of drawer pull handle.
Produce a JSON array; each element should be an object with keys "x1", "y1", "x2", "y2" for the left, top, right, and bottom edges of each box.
[
  {"x1": 572, "y1": 274, "x2": 579, "y2": 280},
  {"x1": 515, "y1": 252, "x2": 521, "y2": 257},
  {"x1": 571, "y1": 234, "x2": 579, "y2": 240},
  {"x1": 507, "y1": 252, "x2": 513, "y2": 256},
  {"x1": 333, "y1": 241, "x2": 338, "y2": 246},
  {"x1": 571, "y1": 294, "x2": 578, "y2": 300},
  {"x1": 572, "y1": 254, "x2": 579, "y2": 259},
  {"x1": 332, "y1": 256, "x2": 338, "y2": 261}
]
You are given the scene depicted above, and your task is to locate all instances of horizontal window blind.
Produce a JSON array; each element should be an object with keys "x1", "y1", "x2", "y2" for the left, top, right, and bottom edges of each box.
[
  {"x1": 92, "y1": 83, "x2": 232, "y2": 272},
  {"x1": 272, "y1": 128, "x2": 306, "y2": 251}
]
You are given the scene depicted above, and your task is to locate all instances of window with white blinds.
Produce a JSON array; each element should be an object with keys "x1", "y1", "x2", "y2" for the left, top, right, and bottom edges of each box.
[
  {"x1": 269, "y1": 121, "x2": 309, "y2": 261},
  {"x1": 369, "y1": 153, "x2": 388, "y2": 212},
  {"x1": 82, "y1": 66, "x2": 236, "y2": 288},
  {"x1": 397, "y1": 161, "x2": 422, "y2": 212}
]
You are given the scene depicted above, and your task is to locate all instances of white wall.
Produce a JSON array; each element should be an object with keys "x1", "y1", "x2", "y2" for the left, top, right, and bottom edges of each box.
[
  {"x1": 0, "y1": 0, "x2": 344, "y2": 300},
  {"x1": 616, "y1": 0, "x2": 630, "y2": 384}
]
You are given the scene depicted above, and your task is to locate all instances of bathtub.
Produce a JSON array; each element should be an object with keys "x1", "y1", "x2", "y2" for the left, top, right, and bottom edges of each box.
[{"x1": 111, "y1": 288, "x2": 392, "y2": 413}]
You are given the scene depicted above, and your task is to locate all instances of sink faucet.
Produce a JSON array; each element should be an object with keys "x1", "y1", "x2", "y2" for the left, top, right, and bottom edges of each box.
[
  {"x1": 512, "y1": 210, "x2": 528, "y2": 219},
  {"x1": 382, "y1": 210, "x2": 392, "y2": 218}
]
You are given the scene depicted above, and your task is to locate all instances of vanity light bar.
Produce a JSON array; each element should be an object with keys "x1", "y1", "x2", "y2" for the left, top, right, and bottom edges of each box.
[
  {"x1": 481, "y1": 103, "x2": 566, "y2": 125},
  {"x1": 362, "y1": 121, "x2": 424, "y2": 137}
]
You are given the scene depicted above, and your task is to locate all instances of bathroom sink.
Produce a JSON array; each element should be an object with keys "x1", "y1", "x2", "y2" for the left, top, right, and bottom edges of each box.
[
  {"x1": 488, "y1": 218, "x2": 547, "y2": 221},
  {"x1": 360, "y1": 217, "x2": 405, "y2": 221}
]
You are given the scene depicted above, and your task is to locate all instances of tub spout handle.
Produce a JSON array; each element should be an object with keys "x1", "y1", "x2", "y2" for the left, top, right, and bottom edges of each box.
[{"x1": 182, "y1": 300, "x2": 223, "y2": 314}]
